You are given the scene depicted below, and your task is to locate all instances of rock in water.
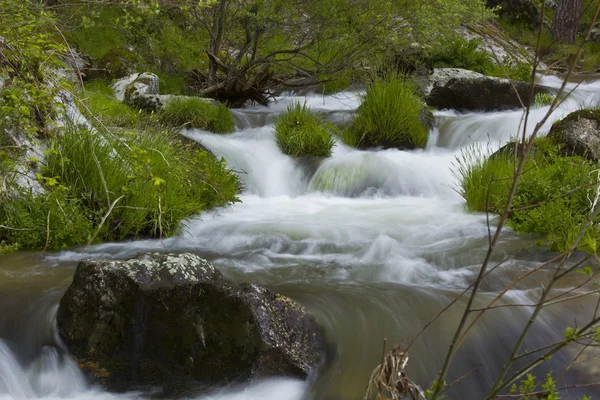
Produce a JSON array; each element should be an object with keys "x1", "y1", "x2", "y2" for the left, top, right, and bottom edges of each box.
[
  {"x1": 425, "y1": 68, "x2": 552, "y2": 112},
  {"x1": 57, "y1": 253, "x2": 325, "y2": 395}
]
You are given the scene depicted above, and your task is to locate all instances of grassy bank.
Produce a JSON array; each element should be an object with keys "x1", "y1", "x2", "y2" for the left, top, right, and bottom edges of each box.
[{"x1": 456, "y1": 138, "x2": 598, "y2": 251}]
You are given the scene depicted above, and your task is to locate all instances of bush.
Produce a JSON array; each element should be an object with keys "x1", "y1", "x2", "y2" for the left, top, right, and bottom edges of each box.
[
  {"x1": 159, "y1": 97, "x2": 235, "y2": 133},
  {"x1": 456, "y1": 138, "x2": 598, "y2": 251},
  {"x1": 344, "y1": 73, "x2": 428, "y2": 149},
  {"x1": 274, "y1": 102, "x2": 336, "y2": 157},
  {"x1": 41, "y1": 126, "x2": 240, "y2": 243}
]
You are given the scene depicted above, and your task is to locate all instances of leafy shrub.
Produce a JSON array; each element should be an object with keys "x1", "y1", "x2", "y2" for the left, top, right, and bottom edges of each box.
[
  {"x1": 0, "y1": 0, "x2": 65, "y2": 137},
  {"x1": 42, "y1": 126, "x2": 239, "y2": 242},
  {"x1": 344, "y1": 73, "x2": 428, "y2": 149},
  {"x1": 159, "y1": 97, "x2": 235, "y2": 133},
  {"x1": 456, "y1": 138, "x2": 598, "y2": 251},
  {"x1": 274, "y1": 102, "x2": 336, "y2": 157}
]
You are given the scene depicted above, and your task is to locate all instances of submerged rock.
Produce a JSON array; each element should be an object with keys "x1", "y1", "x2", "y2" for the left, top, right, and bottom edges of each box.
[
  {"x1": 57, "y1": 253, "x2": 325, "y2": 395},
  {"x1": 548, "y1": 109, "x2": 600, "y2": 161},
  {"x1": 426, "y1": 68, "x2": 551, "y2": 111}
]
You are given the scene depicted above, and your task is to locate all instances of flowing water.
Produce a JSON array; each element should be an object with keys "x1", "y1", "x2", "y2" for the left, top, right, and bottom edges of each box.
[{"x1": 2, "y1": 76, "x2": 600, "y2": 399}]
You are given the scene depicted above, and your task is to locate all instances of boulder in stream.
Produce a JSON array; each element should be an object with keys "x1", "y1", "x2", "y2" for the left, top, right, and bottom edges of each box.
[
  {"x1": 425, "y1": 68, "x2": 552, "y2": 112},
  {"x1": 547, "y1": 109, "x2": 600, "y2": 161},
  {"x1": 57, "y1": 253, "x2": 325, "y2": 395}
]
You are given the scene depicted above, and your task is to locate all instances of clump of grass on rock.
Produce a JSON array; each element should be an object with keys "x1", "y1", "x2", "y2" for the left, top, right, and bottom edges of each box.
[
  {"x1": 159, "y1": 97, "x2": 235, "y2": 133},
  {"x1": 344, "y1": 72, "x2": 429, "y2": 150},
  {"x1": 275, "y1": 102, "x2": 336, "y2": 157}
]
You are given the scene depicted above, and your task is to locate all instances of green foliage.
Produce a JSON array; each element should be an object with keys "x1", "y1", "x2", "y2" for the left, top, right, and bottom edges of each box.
[
  {"x1": 456, "y1": 138, "x2": 598, "y2": 251},
  {"x1": 91, "y1": 47, "x2": 142, "y2": 80},
  {"x1": 0, "y1": 0, "x2": 66, "y2": 137},
  {"x1": 159, "y1": 97, "x2": 235, "y2": 133},
  {"x1": 345, "y1": 73, "x2": 428, "y2": 149},
  {"x1": 274, "y1": 102, "x2": 336, "y2": 157},
  {"x1": 421, "y1": 36, "x2": 532, "y2": 81},
  {"x1": 42, "y1": 126, "x2": 239, "y2": 243},
  {"x1": 82, "y1": 81, "x2": 141, "y2": 127},
  {"x1": 534, "y1": 92, "x2": 556, "y2": 107},
  {"x1": 455, "y1": 144, "x2": 515, "y2": 214},
  {"x1": 424, "y1": 37, "x2": 494, "y2": 73},
  {"x1": 0, "y1": 188, "x2": 94, "y2": 251}
]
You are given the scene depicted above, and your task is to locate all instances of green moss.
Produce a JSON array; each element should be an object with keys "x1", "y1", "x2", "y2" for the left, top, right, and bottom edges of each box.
[
  {"x1": 159, "y1": 97, "x2": 235, "y2": 133},
  {"x1": 456, "y1": 138, "x2": 598, "y2": 251},
  {"x1": 344, "y1": 72, "x2": 428, "y2": 149},
  {"x1": 274, "y1": 102, "x2": 336, "y2": 158},
  {"x1": 91, "y1": 48, "x2": 142, "y2": 80},
  {"x1": 310, "y1": 163, "x2": 368, "y2": 193}
]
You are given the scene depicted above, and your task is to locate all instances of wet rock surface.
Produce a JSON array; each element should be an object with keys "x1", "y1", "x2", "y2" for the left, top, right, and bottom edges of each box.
[{"x1": 57, "y1": 253, "x2": 325, "y2": 396}]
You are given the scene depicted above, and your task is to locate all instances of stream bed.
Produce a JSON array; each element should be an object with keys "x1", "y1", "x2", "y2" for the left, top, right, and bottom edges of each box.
[{"x1": 1, "y1": 76, "x2": 600, "y2": 399}]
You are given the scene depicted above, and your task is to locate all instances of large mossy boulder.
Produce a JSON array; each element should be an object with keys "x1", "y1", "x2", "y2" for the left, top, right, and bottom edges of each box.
[
  {"x1": 425, "y1": 68, "x2": 551, "y2": 112},
  {"x1": 57, "y1": 253, "x2": 325, "y2": 395},
  {"x1": 547, "y1": 109, "x2": 600, "y2": 161},
  {"x1": 89, "y1": 47, "x2": 142, "y2": 80}
]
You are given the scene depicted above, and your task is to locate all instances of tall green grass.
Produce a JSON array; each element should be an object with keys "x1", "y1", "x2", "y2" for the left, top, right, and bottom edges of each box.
[
  {"x1": 344, "y1": 73, "x2": 428, "y2": 149},
  {"x1": 43, "y1": 126, "x2": 239, "y2": 242},
  {"x1": 159, "y1": 97, "x2": 235, "y2": 133},
  {"x1": 274, "y1": 102, "x2": 336, "y2": 157},
  {"x1": 83, "y1": 81, "x2": 142, "y2": 128},
  {"x1": 455, "y1": 144, "x2": 515, "y2": 214},
  {"x1": 456, "y1": 138, "x2": 598, "y2": 251}
]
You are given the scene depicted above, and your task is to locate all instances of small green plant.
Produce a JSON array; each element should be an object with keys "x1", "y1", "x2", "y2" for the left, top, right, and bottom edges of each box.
[
  {"x1": 533, "y1": 92, "x2": 556, "y2": 107},
  {"x1": 344, "y1": 72, "x2": 428, "y2": 149},
  {"x1": 159, "y1": 97, "x2": 235, "y2": 133},
  {"x1": 274, "y1": 102, "x2": 336, "y2": 157}
]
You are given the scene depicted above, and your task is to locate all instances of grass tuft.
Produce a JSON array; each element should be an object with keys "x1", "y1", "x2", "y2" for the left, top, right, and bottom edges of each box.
[
  {"x1": 344, "y1": 72, "x2": 428, "y2": 149},
  {"x1": 159, "y1": 97, "x2": 235, "y2": 133},
  {"x1": 274, "y1": 102, "x2": 336, "y2": 157}
]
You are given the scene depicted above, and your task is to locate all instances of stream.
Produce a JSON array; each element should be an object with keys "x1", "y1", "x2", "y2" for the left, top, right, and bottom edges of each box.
[{"x1": 1, "y1": 76, "x2": 600, "y2": 399}]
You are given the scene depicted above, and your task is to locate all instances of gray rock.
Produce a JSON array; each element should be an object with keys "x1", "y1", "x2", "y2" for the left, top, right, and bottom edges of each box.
[
  {"x1": 112, "y1": 73, "x2": 217, "y2": 112},
  {"x1": 57, "y1": 253, "x2": 325, "y2": 396},
  {"x1": 425, "y1": 68, "x2": 486, "y2": 96},
  {"x1": 426, "y1": 68, "x2": 552, "y2": 111},
  {"x1": 547, "y1": 109, "x2": 600, "y2": 161}
]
